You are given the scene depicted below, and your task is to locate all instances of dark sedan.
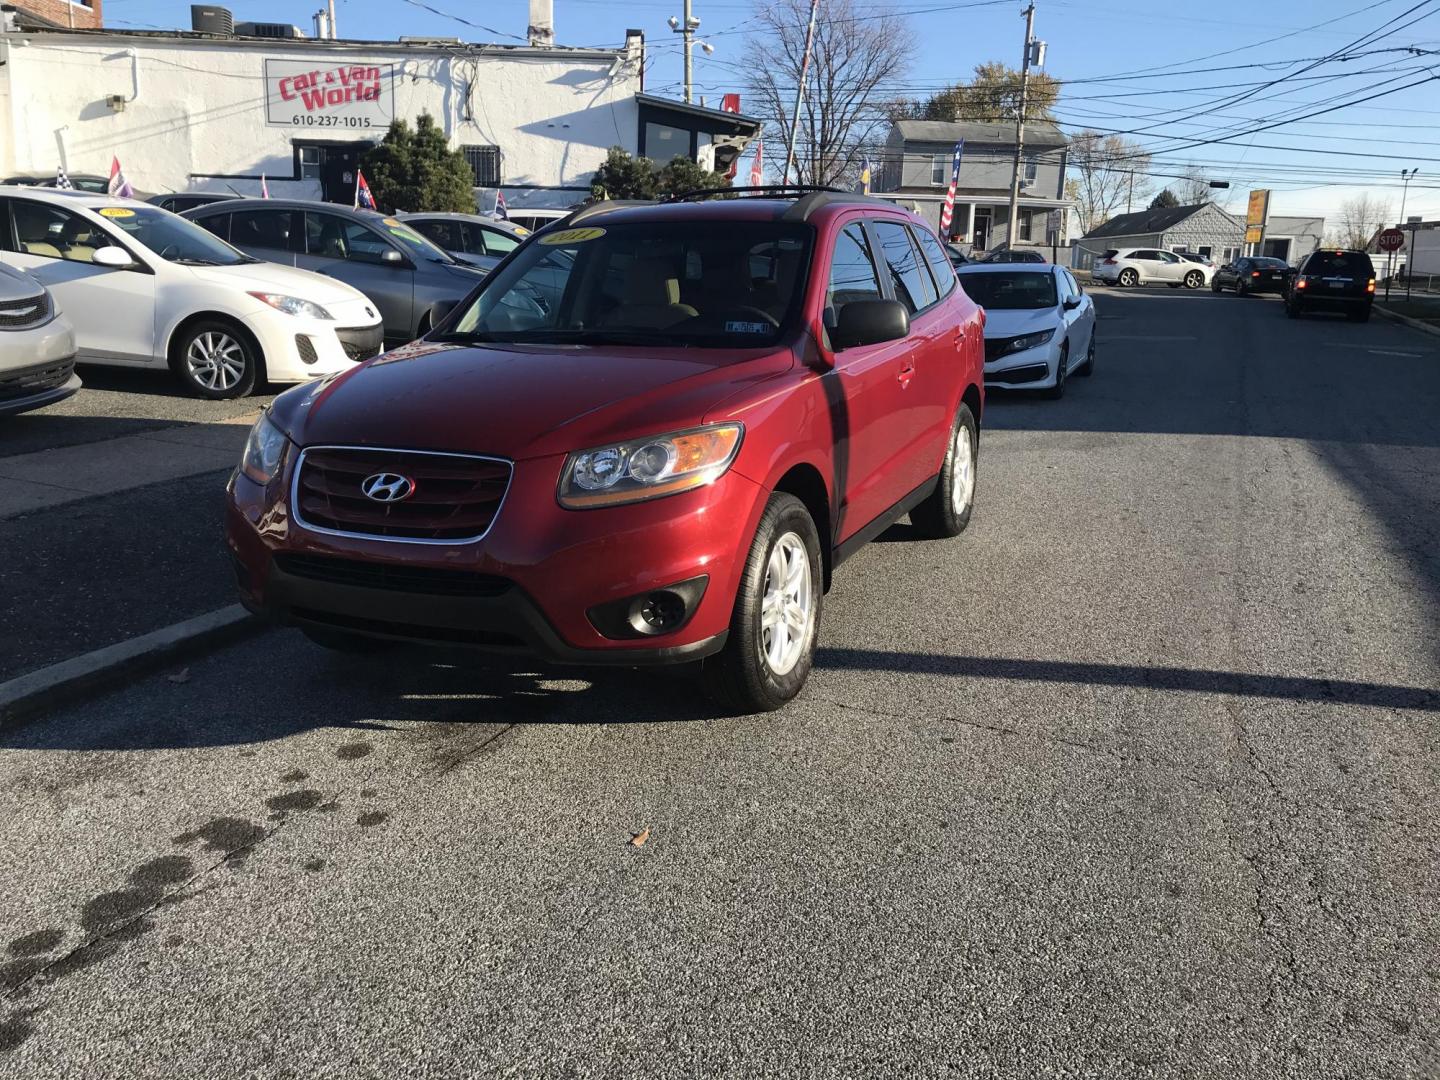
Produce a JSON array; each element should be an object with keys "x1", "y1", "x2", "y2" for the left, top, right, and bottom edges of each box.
[
  {"x1": 1212, "y1": 256, "x2": 1295, "y2": 297},
  {"x1": 183, "y1": 198, "x2": 487, "y2": 346}
]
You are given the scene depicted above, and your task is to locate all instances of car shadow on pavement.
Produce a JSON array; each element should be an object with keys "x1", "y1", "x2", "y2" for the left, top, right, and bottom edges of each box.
[{"x1": 814, "y1": 648, "x2": 1440, "y2": 713}]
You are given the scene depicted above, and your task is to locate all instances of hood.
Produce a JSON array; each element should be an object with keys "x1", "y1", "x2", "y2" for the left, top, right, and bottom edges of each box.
[
  {"x1": 188, "y1": 262, "x2": 368, "y2": 307},
  {"x1": 981, "y1": 306, "x2": 1062, "y2": 338},
  {"x1": 274, "y1": 340, "x2": 794, "y2": 461}
]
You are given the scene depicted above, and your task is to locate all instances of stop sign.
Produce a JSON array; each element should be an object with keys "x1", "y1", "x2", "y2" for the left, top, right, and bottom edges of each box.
[{"x1": 1379, "y1": 228, "x2": 1405, "y2": 252}]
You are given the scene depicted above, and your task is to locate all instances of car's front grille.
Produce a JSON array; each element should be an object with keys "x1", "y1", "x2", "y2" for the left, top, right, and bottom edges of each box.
[
  {"x1": 293, "y1": 446, "x2": 512, "y2": 542},
  {"x1": 0, "y1": 358, "x2": 74, "y2": 402},
  {"x1": 0, "y1": 291, "x2": 50, "y2": 330},
  {"x1": 273, "y1": 553, "x2": 511, "y2": 597},
  {"x1": 336, "y1": 325, "x2": 383, "y2": 362}
]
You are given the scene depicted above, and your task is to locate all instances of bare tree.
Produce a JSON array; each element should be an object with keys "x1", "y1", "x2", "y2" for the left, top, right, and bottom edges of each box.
[
  {"x1": 1176, "y1": 168, "x2": 1214, "y2": 206},
  {"x1": 1066, "y1": 130, "x2": 1152, "y2": 236},
  {"x1": 1338, "y1": 193, "x2": 1392, "y2": 249},
  {"x1": 747, "y1": 0, "x2": 915, "y2": 187}
]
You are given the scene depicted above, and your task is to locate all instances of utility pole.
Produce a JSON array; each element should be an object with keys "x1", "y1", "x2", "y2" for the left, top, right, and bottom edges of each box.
[
  {"x1": 1006, "y1": 2, "x2": 1036, "y2": 252},
  {"x1": 327, "y1": 0, "x2": 337, "y2": 38},
  {"x1": 669, "y1": 3, "x2": 701, "y2": 104},
  {"x1": 1126, "y1": 170, "x2": 1134, "y2": 214},
  {"x1": 1400, "y1": 166, "x2": 1418, "y2": 300},
  {"x1": 781, "y1": 0, "x2": 821, "y2": 185}
]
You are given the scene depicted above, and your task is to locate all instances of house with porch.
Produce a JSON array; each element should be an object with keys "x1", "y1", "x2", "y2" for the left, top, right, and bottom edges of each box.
[{"x1": 874, "y1": 119, "x2": 1072, "y2": 259}]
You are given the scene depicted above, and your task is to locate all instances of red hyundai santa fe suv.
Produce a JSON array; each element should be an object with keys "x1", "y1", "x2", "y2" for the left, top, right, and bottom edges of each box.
[{"x1": 227, "y1": 190, "x2": 985, "y2": 711}]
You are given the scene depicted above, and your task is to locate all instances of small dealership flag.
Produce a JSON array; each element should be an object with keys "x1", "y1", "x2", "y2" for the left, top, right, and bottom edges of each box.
[
  {"x1": 748, "y1": 141, "x2": 763, "y2": 187},
  {"x1": 354, "y1": 170, "x2": 375, "y2": 210},
  {"x1": 260, "y1": 174, "x2": 270, "y2": 199},
  {"x1": 494, "y1": 190, "x2": 509, "y2": 221},
  {"x1": 107, "y1": 156, "x2": 135, "y2": 199},
  {"x1": 937, "y1": 140, "x2": 964, "y2": 237},
  {"x1": 856, "y1": 156, "x2": 872, "y2": 195},
  {"x1": 55, "y1": 167, "x2": 73, "y2": 190}
]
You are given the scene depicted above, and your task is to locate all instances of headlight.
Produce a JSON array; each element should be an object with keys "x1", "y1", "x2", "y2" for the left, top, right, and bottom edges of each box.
[
  {"x1": 239, "y1": 412, "x2": 289, "y2": 485},
  {"x1": 558, "y1": 423, "x2": 743, "y2": 509},
  {"x1": 1008, "y1": 328, "x2": 1057, "y2": 353},
  {"x1": 247, "y1": 292, "x2": 334, "y2": 320}
]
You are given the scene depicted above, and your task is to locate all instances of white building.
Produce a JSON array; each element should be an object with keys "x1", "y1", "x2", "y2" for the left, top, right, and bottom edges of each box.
[{"x1": 0, "y1": 9, "x2": 759, "y2": 212}]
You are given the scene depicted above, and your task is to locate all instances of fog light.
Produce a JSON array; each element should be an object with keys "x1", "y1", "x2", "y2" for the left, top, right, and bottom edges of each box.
[
  {"x1": 639, "y1": 591, "x2": 685, "y2": 631},
  {"x1": 587, "y1": 575, "x2": 709, "y2": 640}
]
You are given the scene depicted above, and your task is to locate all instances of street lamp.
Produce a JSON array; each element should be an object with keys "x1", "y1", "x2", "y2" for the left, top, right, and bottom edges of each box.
[{"x1": 669, "y1": 8, "x2": 704, "y2": 104}]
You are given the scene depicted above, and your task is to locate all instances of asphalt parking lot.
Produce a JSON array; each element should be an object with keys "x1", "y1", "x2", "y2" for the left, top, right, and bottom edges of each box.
[{"x1": 1, "y1": 289, "x2": 1437, "y2": 1077}]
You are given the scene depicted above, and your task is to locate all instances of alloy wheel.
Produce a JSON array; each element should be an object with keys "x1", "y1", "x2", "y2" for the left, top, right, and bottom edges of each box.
[
  {"x1": 185, "y1": 331, "x2": 247, "y2": 392},
  {"x1": 951, "y1": 423, "x2": 975, "y2": 516},
  {"x1": 759, "y1": 532, "x2": 813, "y2": 677}
]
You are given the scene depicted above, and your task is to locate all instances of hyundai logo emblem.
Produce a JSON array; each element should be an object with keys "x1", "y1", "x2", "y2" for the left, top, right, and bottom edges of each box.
[{"x1": 361, "y1": 472, "x2": 415, "y2": 502}]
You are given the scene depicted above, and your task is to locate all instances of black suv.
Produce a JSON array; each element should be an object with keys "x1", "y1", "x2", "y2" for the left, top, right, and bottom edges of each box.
[{"x1": 1286, "y1": 249, "x2": 1376, "y2": 322}]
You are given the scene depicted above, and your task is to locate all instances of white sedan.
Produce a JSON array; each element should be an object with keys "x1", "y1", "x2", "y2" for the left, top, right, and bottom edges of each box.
[
  {"x1": 0, "y1": 187, "x2": 383, "y2": 398},
  {"x1": 957, "y1": 263, "x2": 1096, "y2": 398}
]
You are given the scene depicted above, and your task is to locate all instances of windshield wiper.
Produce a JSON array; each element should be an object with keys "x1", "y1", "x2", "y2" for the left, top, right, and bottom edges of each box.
[{"x1": 171, "y1": 257, "x2": 221, "y2": 266}]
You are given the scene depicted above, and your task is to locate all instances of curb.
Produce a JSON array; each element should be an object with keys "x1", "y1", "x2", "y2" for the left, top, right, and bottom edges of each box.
[
  {"x1": 0, "y1": 605, "x2": 265, "y2": 733},
  {"x1": 1374, "y1": 305, "x2": 1440, "y2": 339}
]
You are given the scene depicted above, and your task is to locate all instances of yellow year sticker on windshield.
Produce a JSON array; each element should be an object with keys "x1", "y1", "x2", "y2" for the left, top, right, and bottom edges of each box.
[
  {"x1": 98, "y1": 207, "x2": 135, "y2": 218},
  {"x1": 539, "y1": 227, "x2": 605, "y2": 246}
]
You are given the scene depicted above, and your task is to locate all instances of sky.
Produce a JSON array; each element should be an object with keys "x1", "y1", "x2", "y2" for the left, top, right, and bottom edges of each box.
[{"x1": 99, "y1": 0, "x2": 1440, "y2": 226}]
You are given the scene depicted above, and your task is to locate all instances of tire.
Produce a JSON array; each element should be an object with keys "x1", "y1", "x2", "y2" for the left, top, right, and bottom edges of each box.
[
  {"x1": 1211, "y1": 278, "x2": 1223, "y2": 294},
  {"x1": 172, "y1": 320, "x2": 260, "y2": 399},
  {"x1": 1237, "y1": 280, "x2": 1250, "y2": 298},
  {"x1": 301, "y1": 626, "x2": 395, "y2": 653},
  {"x1": 702, "y1": 493, "x2": 823, "y2": 713},
  {"x1": 1075, "y1": 336, "x2": 1095, "y2": 377},
  {"x1": 1118, "y1": 268, "x2": 1139, "y2": 287},
  {"x1": 1185, "y1": 270, "x2": 1204, "y2": 289},
  {"x1": 1286, "y1": 299, "x2": 1303, "y2": 319},
  {"x1": 910, "y1": 402, "x2": 978, "y2": 539},
  {"x1": 1043, "y1": 344, "x2": 1068, "y2": 399}
]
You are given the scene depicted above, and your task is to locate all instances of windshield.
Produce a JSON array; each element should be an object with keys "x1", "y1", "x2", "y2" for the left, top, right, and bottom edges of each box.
[
  {"x1": 958, "y1": 270, "x2": 1058, "y2": 310},
  {"x1": 96, "y1": 205, "x2": 250, "y2": 265},
  {"x1": 440, "y1": 220, "x2": 812, "y2": 348},
  {"x1": 370, "y1": 216, "x2": 455, "y2": 263}
]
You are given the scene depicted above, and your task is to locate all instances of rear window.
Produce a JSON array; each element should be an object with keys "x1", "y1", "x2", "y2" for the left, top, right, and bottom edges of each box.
[
  {"x1": 1304, "y1": 251, "x2": 1374, "y2": 276},
  {"x1": 1102, "y1": 250, "x2": 1119, "y2": 259},
  {"x1": 1251, "y1": 258, "x2": 1290, "y2": 268},
  {"x1": 957, "y1": 270, "x2": 1058, "y2": 310}
]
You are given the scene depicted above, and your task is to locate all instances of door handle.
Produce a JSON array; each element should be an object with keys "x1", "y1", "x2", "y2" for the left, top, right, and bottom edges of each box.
[{"x1": 897, "y1": 359, "x2": 915, "y2": 388}]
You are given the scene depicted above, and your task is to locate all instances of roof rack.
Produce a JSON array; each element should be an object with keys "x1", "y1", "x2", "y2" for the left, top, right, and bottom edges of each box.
[
  {"x1": 553, "y1": 199, "x2": 656, "y2": 228},
  {"x1": 663, "y1": 184, "x2": 846, "y2": 203}
]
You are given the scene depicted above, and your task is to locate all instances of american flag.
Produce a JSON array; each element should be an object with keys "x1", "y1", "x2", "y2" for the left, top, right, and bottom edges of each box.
[
  {"x1": 748, "y1": 141, "x2": 763, "y2": 187},
  {"x1": 107, "y1": 156, "x2": 135, "y2": 199},
  {"x1": 494, "y1": 190, "x2": 509, "y2": 220},
  {"x1": 354, "y1": 169, "x2": 376, "y2": 210},
  {"x1": 937, "y1": 140, "x2": 964, "y2": 237},
  {"x1": 55, "y1": 167, "x2": 73, "y2": 190}
]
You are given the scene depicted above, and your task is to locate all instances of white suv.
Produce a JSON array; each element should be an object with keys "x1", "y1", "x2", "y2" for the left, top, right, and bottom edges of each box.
[
  {"x1": 1093, "y1": 248, "x2": 1214, "y2": 289},
  {"x1": 0, "y1": 188, "x2": 384, "y2": 398},
  {"x1": 0, "y1": 262, "x2": 79, "y2": 416}
]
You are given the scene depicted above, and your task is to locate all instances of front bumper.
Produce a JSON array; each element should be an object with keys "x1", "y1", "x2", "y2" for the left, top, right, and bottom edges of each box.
[
  {"x1": 983, "y1": 340, "x2": 1060, "y2": 388},
  {"x1": 254, "y1": 313, "x2": 385, "y2": 383},
  {"x1": 226, "y1": 452, "x2": 766, "y2": 665},
  {"x1": 0, "y1": 361, "x2": 81, "y2": 416}
]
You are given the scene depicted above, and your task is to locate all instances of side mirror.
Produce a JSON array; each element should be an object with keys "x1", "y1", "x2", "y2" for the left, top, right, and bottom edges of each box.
[
  {"x1": 381, "y1": 248, "x2": 405, "y2": 265},
  {"x1": 833, "y1": 300, "x2": 910, "y2": 350},
  {"x1": 91, "y1": 246, "x2": 135, "y2": 269},
  {"x1": 1063, "y1": 296, "x2": 1082, "y2": 310}
]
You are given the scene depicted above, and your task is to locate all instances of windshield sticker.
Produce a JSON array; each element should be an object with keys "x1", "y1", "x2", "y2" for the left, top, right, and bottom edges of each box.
[
  {"x1": 382, "y1": 217, "x2": 401, "y2": 226},
  {"x1": 512, "y1": 226, "x2": 531, "y2": 236},
  {"x1": 539, "y1": 227, "x2": 605, "y2": 246},
  {"x1": 98, "y1": 207, "x2": 136, "y2": 218},
  {"x1": 725, "y1": 320, "x2": 771, "y2": 334}
]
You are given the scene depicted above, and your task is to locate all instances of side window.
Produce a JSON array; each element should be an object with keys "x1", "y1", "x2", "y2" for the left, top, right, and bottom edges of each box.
[
  {"x1": 1063, "y1": 269, "x2": 1082, "y2": 298},
  {"x1": 471, "y1": 224, "x2": 519, "y2": 257},
  {"x1": 305, "y1": 214, "x2": 396, "y2": 265},
  {"x1": 11, "y1": 201, "x2": 116, "y2": 264},
  {"x1": 196, "y1": 213, "x2": 231, "y2": 242},
  {"x1": 1158, "y1": 251, "x2": 1181, "y2": 264},
  {"x1": 825, "y1": 223, "x2": 883, "y2": 326},
  {"x1": 874, "y1": 219, "x2": 935, "y2": 313},
  {"x1": 913, "y1": 225, "x2": 956, "y2": 299},
  {"x1": 1132, "y1": 250, "x2": 1156, "y2": 261},
  {"x1": 410, "y1": 218, "x2": 461, "y2": 252},
  {"x1": 231, "y1": 208, "x2": 297, "y2": 252}
]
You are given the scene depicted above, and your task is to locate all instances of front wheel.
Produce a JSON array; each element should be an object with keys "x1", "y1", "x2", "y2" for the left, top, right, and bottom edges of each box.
[
  {"x1": 1043, "y1": 345, "x2": 1068, "y2": 400},
  {"x1": 1286, "y1": 299, "x2": 1303, "y2": 319},
  {"x1": 173, "y1": 321, "x2": 260, "y2": 399},
  {"x1": 1075, "y1": 336, "x2": 1095, "y2": 377},
  {"x1": 702, "y1": 493, "x2": 822, "y2": 713},
  {"x1": 1118, "y1": 268, "x2": 1139, "y2": 287},
  {"x1": 1185, "y1": 270, "x2": 1205, "y2": 289},
  {"x1": 910, "y1": 402, "x2": 978, "y2": 539},
  {"x1": 1211, "y1": 278, "x2": 1223, "y2": 294}
]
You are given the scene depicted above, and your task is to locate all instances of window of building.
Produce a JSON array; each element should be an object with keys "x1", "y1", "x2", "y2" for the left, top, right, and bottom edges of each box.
[
  {"x1": 645, "y1": 122, "x2": 689, "y2": 159},
  {"x1": 1197, "y1": 245, "x2": 1213, "y2": 257},
  {"x1": 1022, "y1": 154, "x2": 1038, "y2": 187},
  {"x1": 1017, "y1": 209, "x2": 1034, "y2": 243},
  {"x1": 462, "y1": 145, "x2": 502, "y2": 187},
  {"x1": 931, "y1": 154, "x2": 949, "y2": 186},
  {"x1": 298, "y1": 146, "x2": 322, "y2": 180}
]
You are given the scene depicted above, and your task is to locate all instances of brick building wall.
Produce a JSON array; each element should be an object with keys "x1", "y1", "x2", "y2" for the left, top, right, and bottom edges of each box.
[{"x1": 12, "y1": 0, "x2": 102, "y2": 29}]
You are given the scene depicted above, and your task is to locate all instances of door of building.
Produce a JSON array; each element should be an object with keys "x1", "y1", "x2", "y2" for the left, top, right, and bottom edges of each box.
[
  {"x1": 973, "y1": 207, "x2": 992, "y2": 250},
  {"x1": 303, "y1": 142, "x2": 372, "y2": 205}
]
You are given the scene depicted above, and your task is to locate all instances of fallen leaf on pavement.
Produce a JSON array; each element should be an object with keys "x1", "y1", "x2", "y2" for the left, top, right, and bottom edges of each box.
[
  {"x1": 629, "y1": 828, "x2": 650, "y2": 847},
  {"x1": 166, "y1": 668, "x2": 191, "y2": 684}
]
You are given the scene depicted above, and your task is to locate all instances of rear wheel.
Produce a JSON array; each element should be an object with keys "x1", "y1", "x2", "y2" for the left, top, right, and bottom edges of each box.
[
  {"x1": 1237, "y1": 280, "x2": 1251, "y2": 298},
  {"x1": 1185, "y1": 270, "x2": 1205, "y2": 289},
  {"x1": 1075, "y1": 336, "x2": 1095, "y2": 377},
  {"x1": 1286, "y1": 298, "x2": 1304, "y2": 318},
  {"x1": 1118, "y1": 268, "x2": 1139, "y2": 287},
  {"x1": 173, "y1": 321, "x2": 260, "y2": 399},
  {"x1": 910, "y1": 402, "x2": 978, "y2": 539},
  {"x1": 702, "y1": 493, "x2": 822, "y2": 713}
]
